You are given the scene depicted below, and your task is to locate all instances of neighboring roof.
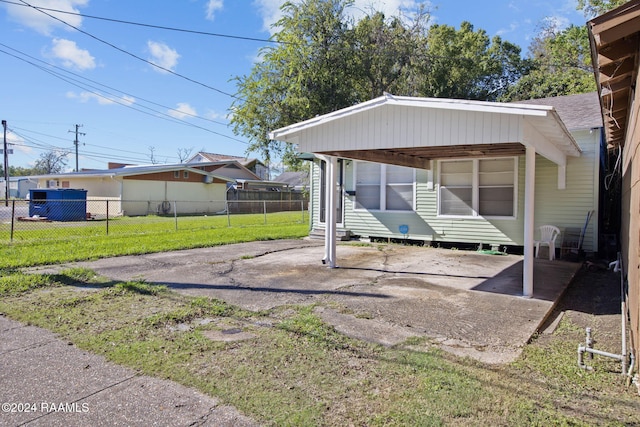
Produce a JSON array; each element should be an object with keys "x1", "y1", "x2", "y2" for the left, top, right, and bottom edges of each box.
[
  {"x1": 516, "y1": 92, "x2": 603, "y2": 131},
  {"x1": 187, "y1": 152, "x2": 265, "y2": 168},
  {"x1": 274, "y1": 171, "x2": 309, "y2": 188},
  {"x1": 270, "y1": 93, "x2": 581, "y2": 169},
  {"x1": 29, "y1": 163, "x2": 235, "y2": 182},
  {"x1": 588, "y1": 0, "x2": 640, "y2": 147}
]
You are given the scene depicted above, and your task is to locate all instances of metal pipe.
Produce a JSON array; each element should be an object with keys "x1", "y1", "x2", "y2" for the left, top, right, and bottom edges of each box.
[{"x1": 577, "y1": 327, "x2": 626, "y2": 374}]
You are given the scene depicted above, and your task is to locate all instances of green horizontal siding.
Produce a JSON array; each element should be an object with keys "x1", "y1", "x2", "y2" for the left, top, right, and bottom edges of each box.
[{"x1": 311, "y1": 129, "x2": 599, "y2": 252}]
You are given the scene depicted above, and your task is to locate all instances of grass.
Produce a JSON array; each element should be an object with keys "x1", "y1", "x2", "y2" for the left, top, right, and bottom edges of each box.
[
  {"x1": 0, "y1": 212, "x2": 308, "y2": 268},
  {"x1": 0, "y1": 219, "x2": 638, "y2": 425}
]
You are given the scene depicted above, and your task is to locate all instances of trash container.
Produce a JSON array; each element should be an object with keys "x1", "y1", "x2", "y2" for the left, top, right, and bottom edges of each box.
[{"x1": 29, "y1": 189, "x2": 87, "y2": 221}]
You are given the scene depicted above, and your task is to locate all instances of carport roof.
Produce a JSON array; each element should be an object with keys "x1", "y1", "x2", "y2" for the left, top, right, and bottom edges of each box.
[{"x1": 269, "y1": 94, "x2": 581, "y2": 169}]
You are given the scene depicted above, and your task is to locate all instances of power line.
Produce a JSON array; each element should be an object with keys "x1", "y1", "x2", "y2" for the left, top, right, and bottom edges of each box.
[
  {"x1": 17, "y1": 0, "x2": 239, "y2": 99},
  {"x1": 0, "y1": 44, "x2": 248, "y2": 145},
  {"x1": 0, "y1": 0, "x2": 282, "y2": 45}
]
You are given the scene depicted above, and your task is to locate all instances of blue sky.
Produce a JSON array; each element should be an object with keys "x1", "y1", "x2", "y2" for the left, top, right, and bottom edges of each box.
[{"x1": 0, "y1": 0, "x2": 588, "y2": 172}]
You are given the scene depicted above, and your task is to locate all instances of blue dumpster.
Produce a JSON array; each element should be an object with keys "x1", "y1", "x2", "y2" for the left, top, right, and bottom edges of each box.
[{"x1": 29, "y1": 189, "x2": 87, "y2": 221}]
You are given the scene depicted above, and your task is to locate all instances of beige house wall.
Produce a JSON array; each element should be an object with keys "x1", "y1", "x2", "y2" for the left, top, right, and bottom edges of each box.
[{"x1": 121, "y1": 180, "x2": 227, "y2": 216}]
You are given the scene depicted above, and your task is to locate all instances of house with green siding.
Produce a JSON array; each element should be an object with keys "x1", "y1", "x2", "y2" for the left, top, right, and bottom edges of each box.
[{"x1": 272, "y1": 92, "x2": 604, "y2": 259}]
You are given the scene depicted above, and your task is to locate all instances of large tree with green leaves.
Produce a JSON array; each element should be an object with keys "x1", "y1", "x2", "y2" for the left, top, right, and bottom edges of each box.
[
  {"x1": 232, "y1": 0, "x2": 355, "y2": 170},
  {"x1": 502, "y1": 23, "x2": 596, "y2": 101},
  {"x1": 416, "y1": 22, "x2": 524, "y2": 101},
  {"x1": 231, "y1": 0, "x2": 527, "y2": 168}
]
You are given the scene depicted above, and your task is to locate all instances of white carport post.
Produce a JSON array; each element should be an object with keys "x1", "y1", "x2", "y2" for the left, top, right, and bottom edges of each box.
[
  {"x1": 317, "y1": 154, "x2": 338, "y2": 268},
  {"x1": 523, "y1": 146, "x2": 536, "y2": 297}
]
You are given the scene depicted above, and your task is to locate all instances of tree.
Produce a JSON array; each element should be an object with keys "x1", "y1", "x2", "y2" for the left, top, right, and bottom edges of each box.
[
  {"x1": 502, "y1": 24, "x2": 595, "y2": 101},
  {"x1": 232, "y1": 0, "x2": 356, "y2": 170},
  {"x1": 577, "y1": 0, "x2": 629, "y2": 17},
  {"x1": 33, "y1": 150, "x2": 68, "y2": 174},
  {"x1": 0, "y1": 165, "x2": 35, "y2": 177},
  {"x1": 177, "y1": 147, "x2": 194, "y2": 163},
  {"x1": 231, "y1": 1, "x2": 529, "y2": 168},
  {"x1": 416, "y1": 22, "x2": 525, "y2": 101},
  {"x1": 350, "y1": 10, "x2": 430, "y2": 99}
]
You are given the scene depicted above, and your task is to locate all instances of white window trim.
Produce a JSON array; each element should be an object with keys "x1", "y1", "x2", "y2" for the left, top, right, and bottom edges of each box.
[
  {"x1": 353, "y1": 162, "x2": 417, "y2": 212},
  {"x1": 437, "y1": 157, "x2": 518, "y2": 220}
]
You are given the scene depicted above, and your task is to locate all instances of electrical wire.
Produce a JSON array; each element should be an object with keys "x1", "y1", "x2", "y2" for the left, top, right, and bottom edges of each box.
[
  {"x1": 17, "y1": 0, "x2": 240, "y2": 99},
  {"x1": 0, "y1": 0, "x2": 282, "y2": 45},
  {"x1": 0, "y1": 44, "x2": 248, "y2": 145}
]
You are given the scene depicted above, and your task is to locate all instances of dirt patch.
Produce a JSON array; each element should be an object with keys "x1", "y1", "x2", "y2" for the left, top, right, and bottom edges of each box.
[{"x1": 538, "y1": 264, "x2": 625, "y2": 352}]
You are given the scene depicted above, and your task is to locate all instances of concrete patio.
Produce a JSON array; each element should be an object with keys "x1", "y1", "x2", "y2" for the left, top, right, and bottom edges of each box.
[{"x1": 39, "y1": 239, "x2": 584, "y2": 364}]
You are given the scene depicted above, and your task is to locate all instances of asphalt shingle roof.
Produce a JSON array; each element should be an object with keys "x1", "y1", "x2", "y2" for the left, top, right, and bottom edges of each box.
[{"x1": 516, "y1": 92, "x2": 603, "y2": 131}]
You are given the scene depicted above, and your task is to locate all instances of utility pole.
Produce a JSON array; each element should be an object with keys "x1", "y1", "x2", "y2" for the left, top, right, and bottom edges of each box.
[
  {"x1": 2, "y1": 120, "x2": 8, "y2": 207},
  {"x1": 69, "y1": 124, "x2": 85, "y2": 172}
]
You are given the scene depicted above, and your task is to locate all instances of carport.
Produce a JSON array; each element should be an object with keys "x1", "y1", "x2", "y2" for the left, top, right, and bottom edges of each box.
[{"x1": 269, "y1": 94, "x2": 582, "y2": 297}]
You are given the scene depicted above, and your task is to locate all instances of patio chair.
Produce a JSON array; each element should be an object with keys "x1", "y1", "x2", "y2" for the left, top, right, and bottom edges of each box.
[{"x1": 534, "y1": 225, "x2": 560, "y2": 260}]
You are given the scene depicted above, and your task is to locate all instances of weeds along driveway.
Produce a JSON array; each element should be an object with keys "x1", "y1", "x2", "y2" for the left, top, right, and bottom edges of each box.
[{"x1": 48, "y1": 239, "x2": 581, "y2": 364}]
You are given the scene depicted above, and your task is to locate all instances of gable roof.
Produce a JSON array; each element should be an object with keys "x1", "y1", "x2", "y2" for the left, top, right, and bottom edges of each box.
[
  {"x1": 29, "y1": 163, "x2": 235, "y2": 182},
  {"x1": 187, "y1": 152, "x2": 265, "y2": 168},
  {"x1": 274, "y1": 171, "x2": 309, "y2": 188},
  {"x1": 270, "y1": 93, "x2": 581, "y2": 169},
  {"x1": 516, "y1": 92, "x2": 603, "y2": 131}
]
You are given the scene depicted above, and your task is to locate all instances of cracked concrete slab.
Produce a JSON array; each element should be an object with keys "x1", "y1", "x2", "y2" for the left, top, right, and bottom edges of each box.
[{"x1": 37, "y1": 239, "x2": 581, "y2": 364}]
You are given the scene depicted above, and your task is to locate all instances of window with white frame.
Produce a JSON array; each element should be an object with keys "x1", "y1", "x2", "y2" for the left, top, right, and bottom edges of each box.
[
  {"x1": 438, "y1": 157, "x2": 516, "y2": 218},
  {"x1": 355, "y1": 162, "x2": 414, "y2": 211}
]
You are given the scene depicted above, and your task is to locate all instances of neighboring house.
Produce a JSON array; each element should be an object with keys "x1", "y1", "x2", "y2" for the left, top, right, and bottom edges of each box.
[
  {"x1": 30, "y1": 163, "x2": 234, "y2": 216},
  {"x1": 588, "y1": 0, "x2": 640, "y2": 384},
  {"x1": 0, "y1": 177, "x2": 37, "y2": 198},
  {"x1": 273, "y1": 171, "x2": 310, "y2": 192},
  {"x1": 270, "y1": 92, "x2": 599, "y2": 297},
  {"x1": 187, "y1": 152, "x2": 269, "y2": 180}
]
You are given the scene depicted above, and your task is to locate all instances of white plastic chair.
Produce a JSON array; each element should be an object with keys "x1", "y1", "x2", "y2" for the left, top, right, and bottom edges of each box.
[{"x1": 534, "y1": 225, "x2": 561, "y2": 260}]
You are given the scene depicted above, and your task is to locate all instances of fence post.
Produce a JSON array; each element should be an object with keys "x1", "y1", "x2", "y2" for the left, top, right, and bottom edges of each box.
[
  {"x1": 10, "y1": 199, "x2": 15, "y2": 242},
  {"x1": 106, "y1": 200, "x2": 109, "y2": 235},
  {"x1": 174, "y1": 201, "x2": 178, "y2": 231},
  {"x1": 263, "y1": 200, "x2": 267, "y2": 224},
  {"x1": 226, "y1": 201, "x2": 230, "y2": 227}
]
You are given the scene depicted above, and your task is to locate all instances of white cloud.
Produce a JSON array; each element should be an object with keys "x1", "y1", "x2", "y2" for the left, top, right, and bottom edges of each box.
[
  {"x1": 204, "y1": 109, "x2": 226, "y2": 121},
  {"x1": 205, "y1": 0, "x2": 224, "y2": 21},
  {"x1": 50, "y1": 38, "x2": 95, "y2": 70},
  {"x1": 169, "y1": 103, "x2": 197, "y2": 119},
  {"x1": 147, "y1": 41, "x2": 180, "y2": 72},
  {"x1": 6, "y1": 132, "x2": 32, "y2": 155},
  {"x1": 4, "y1": 0, "x2": 88, "y2": 36},
  {"x1": 66, "y1": 91, "x2": 135, "y2": 106},
  {"x1": 542, "y1": 15, "x2": 571, "y2": 31}
]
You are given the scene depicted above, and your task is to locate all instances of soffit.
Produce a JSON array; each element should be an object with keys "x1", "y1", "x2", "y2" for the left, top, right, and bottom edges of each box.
[{"x1": 588, "y1": 0, "x2": 640, "y2": 147}]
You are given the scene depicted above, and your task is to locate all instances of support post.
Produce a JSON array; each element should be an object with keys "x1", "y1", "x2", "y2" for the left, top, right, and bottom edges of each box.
[
  {"x1": 523, "y1": 146, "x2": 536, "y2": 297},
  {"x1": 326, "y1": 156, "x2": 337, "y2": 268}
]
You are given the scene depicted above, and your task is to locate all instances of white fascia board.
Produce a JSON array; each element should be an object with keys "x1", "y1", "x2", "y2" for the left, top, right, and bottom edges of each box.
[{"x1": 269, "y1": 95, "x2": 555, "y2": 142}]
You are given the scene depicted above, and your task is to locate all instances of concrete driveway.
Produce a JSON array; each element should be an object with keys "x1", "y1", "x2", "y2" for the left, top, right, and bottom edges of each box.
[{"x1": 44, "y1": 239, "x2": 581, "y2": 364}]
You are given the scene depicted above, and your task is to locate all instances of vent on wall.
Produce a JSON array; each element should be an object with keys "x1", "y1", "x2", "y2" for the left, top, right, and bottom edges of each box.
[{"x1": 203, "y1": 175, "x2": 214, "y2": 184}]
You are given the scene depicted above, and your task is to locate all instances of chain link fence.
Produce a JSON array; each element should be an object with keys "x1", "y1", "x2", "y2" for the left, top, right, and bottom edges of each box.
[{"x1": 0, "y1": 198, "x2": 309, "y2": 242}]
